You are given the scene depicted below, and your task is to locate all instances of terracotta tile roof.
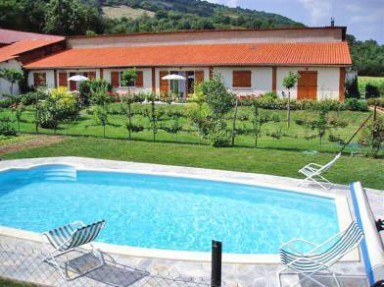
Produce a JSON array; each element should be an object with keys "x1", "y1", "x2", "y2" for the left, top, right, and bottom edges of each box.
[
  {"x1": 25, "y1": 42, "x2": 351, "y2": 69},
  {"x1": 0, "y1": 38, "x2": 65, "y2": 63},
  {"x1": 0, "y1": 28, "x2": 63, "y2": 45}
]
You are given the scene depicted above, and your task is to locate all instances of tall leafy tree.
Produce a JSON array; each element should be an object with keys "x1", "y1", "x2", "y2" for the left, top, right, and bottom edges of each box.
[
  {"x1": 44, "y1": 0, "x2": 103, "y2": 36},
  {"x1": 0, "y1": 0, "x2": 23, "y2": 29}
]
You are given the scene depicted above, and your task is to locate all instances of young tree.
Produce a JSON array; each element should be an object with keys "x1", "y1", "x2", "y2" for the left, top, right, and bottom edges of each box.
[
  {"x1": 283, "y1": 71, "x2": 300, "y2": 128},
  {"x1": 121, "y1": 68, "x2": 138, "y2": 92},
  {"x1": 0, "y1": 68, "x2": 24, "y2": 95},
  {"x1": 200, "y1": 74, "x2": 235, "y2": 147},
  {"x1": 121, "y1": 68, "x2": 138, "y2": 140},
  {"x1": 12, "y1": 103, "x2": 24, "y2": 132},
  {"x1": 186, "y1": 85, "x2": 211, "y2": 145}
]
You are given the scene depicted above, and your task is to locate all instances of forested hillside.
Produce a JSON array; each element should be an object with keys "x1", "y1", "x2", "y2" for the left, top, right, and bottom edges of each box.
[{"x1": 0, "y1": 0, "x2": 383, "y2": 76}]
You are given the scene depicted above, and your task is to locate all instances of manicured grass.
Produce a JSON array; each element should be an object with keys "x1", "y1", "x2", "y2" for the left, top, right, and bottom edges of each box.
[
  {"x1": 0, "y1": 278, "x2": 38, "y2": 287},
  {"x1": 0, "y1": 134, "x2": 36, "y2": 146},
  {"x1": 358, "y1": 76, "x2": 384, "y2": 95},
  {"x1": 2, "y1": 136, "x2": 383, "y2": 190}
]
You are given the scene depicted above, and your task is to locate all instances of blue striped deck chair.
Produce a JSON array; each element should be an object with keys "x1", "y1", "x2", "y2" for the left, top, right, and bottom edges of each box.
[
  {"x1": 42, "y1": 220, "x2": 105, "y2": 280},
  {"x1": 277, "y1": 221, "x2": 364, "y2": 287}
]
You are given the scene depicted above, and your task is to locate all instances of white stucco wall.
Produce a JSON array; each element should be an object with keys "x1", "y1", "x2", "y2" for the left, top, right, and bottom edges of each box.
[
  {"x1": 213, "y1": 67, "x2": 273, "y2": 96},
  {"x1": 0, "y1": 60, "x2": 23, "y2": 96},
  {"x1": 276, "y1": 67, "x2": 341, "y2": 101}
]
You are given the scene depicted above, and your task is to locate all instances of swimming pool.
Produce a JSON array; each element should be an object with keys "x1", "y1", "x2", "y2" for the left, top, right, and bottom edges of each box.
[{"x1": 0, "y1": 164, "x2": 340, "y2": 255}]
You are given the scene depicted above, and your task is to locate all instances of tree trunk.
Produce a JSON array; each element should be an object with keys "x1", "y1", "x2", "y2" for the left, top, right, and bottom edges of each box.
[
  {"x1": 231, "y1": 98, "x2": 239, "y2": 147},
  {"x1": 287, "y1": 90, "x2": 291, "y2": 128},
  {"x1": 128, "y1": 102, "x2": 132, "y2": 140}
]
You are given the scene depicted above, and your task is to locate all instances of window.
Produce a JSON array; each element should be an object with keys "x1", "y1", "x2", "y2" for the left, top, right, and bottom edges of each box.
[
  {"x1": 33, "y1": 72, "x2": 46, "y2": 87},
  {"x1": 114, "y1": 71, "x2": 144, "y2": 88},
  {"x1": 233, "y1": 70, "x2": 251, "y2": 88}
]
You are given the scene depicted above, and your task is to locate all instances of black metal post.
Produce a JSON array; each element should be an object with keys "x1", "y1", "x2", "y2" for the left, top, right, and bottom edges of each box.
[{"x1": 211, "y1": 240, "x2": 222, "y2": 287}]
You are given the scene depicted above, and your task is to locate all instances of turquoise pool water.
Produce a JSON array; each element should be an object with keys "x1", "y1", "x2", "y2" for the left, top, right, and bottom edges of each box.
[{"x1": 0, "y1": 165, "x2": 339, "y2": 254}]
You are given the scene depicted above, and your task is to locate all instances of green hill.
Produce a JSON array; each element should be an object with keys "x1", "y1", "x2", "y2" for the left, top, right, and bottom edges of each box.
[{"x1": 100, "y1": 0, "x2": 303, "y2": 34}]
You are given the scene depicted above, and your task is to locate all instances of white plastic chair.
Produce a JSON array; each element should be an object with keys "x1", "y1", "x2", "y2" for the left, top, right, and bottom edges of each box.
[{"x1": 298, "y1": 153, "x2": 341, "y2": 190}]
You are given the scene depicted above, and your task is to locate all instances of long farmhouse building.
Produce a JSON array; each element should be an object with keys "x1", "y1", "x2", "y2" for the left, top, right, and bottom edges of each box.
[{"x1": 0, "y1": 27, "x2": 352, "y2": 101}]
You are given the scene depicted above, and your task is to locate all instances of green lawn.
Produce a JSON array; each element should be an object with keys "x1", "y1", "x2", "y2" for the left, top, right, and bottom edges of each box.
[
  {"x1": 0, "y1": 278, "x2": 38, "y2": 287},
  {"x1": 358, "y1": 76, "x2": 384, "y2": 95},
  {"x1": 2, "y1": 136, "x2": 383, "y2": 190}
]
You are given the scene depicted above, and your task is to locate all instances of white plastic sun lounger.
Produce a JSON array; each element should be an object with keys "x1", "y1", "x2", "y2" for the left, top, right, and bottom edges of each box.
[
  {"x1": 42, "y1": 220, "x2": 105, "y2": 280},
  {"x1": 298, "y1": 153, "x2": 341, "y2": 190},
  {"x1": 277, "y1": 221, "x2": 364, "y2": 287}
]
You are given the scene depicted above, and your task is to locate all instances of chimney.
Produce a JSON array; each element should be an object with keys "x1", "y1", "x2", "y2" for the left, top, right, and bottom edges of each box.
[{"x1": 331, "y1": 17, "x2": 335, "y2": 27}]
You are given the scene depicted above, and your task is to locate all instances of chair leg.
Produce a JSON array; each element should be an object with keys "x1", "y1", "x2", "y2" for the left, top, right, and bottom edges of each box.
[{"x1": 42, "y1": 245, "x2": 105, "y2": 281}]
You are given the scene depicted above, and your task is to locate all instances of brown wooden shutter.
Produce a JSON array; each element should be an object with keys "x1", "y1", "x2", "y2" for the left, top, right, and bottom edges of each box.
[
  {"x1": 297, "y1": 71, "x2": 318, "y2": 100},
  {"x1": 58, "y1": 72, "x2": 67, "y2": 87},
  {"x1": 69, "y1": 72, "x2": 77, "y2": 91},
  {"x1": 233, "y1": 71, "x2": 251, "y2": 88},
  {"x1": 88, "y1": 71, "x2": 96, "y2": 80},
  {"x1": 195, "y1": 70, "x2": 204, "y2": 84},
  {"x1": 111, "y1": 71, "x2": 120, "y2": 88},
  {"x1": 160, "y1": 71, "x2": 169, "y2": 94},
  {"x1": 33, "y1": 73, "x2": 40, "y2": 87},
  {"x1": 136, "y1": 71, "x2": 143, "y2": 87}
]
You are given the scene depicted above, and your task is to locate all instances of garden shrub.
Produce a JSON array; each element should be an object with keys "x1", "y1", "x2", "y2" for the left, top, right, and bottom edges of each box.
[
  {"x1": 0, "y1": 98, "x2": 14, "y2": 108},
  {"x1": 210, "y1": 121, "x2": 231, "y2": 147},
  {"x1": 359, "y1": 117, "x2": 384, "y2": 158},
  {"x1": 343, "y1": 98, "x2": 369, "y2": 111},
  {"x1": 365, "y1": 83, "x2": 380, "y2": 98},
  {"x1": 38, "y1": 87, "x2": 78, "y2": 129},
  {"x1": 0, "y1": 116, "x2": 16, "y2": 136},
  {"x1": 367, "y1": 97, "x2": 384, "y2": 108},
  {"x1": 311, "y1": 100, "x2": 344, "y2": 112},
  {"x1": 79, "y1": 79, "x2": 112, "y2": 106},
  {"x1": 20, "y1": 91, "x2": 46, "y2": 105}
]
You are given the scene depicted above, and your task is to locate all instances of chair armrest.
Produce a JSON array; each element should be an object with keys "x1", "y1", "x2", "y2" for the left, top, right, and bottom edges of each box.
[
  {"x1": 304, "y1": 163, "x2": 323, "y2": 169},
  {"x1": 280, "y1": 238, "x2": 318, "y2": 255},
  {"x1": 69, "y1": 221, "x2": 86, "y2": 229}
]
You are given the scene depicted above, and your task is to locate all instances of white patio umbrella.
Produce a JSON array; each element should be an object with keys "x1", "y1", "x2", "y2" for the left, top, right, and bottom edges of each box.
[
  {"x1": 161, "y1": 74, "x2": 186, "y2": 81},
  {"x1": 67, "y1": 75, "x2": 89, "y2": 82}
]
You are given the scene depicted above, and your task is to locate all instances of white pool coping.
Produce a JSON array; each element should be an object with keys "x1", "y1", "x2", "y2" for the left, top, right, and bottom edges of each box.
[{"x1": 0, "y1": 157, "x2": 359, "y2": 264}]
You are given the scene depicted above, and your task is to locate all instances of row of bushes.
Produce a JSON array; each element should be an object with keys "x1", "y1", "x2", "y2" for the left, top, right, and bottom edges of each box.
[
  {"x1": 367, "y1": 97, "x2": 384, "y2": 108},
  {"x1": 240, "y1": 94, "x2": 369, "y2": 112}
]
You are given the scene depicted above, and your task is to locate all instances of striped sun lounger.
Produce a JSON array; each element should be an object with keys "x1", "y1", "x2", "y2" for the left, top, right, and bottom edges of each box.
[
  {"x1": 42, "y1": 220, "x2": 106, "y2": 280},
  {"x1": 277, "y1": 221, "x2": 364, "y2": 287}
]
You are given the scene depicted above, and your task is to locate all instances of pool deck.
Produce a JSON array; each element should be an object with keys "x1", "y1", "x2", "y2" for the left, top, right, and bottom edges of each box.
[{"x1": 0, "y1": 156, "x2": 382, "y2": 286}]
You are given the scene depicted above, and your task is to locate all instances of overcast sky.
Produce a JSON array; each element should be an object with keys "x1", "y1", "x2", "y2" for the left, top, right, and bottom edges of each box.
[{"x1": 206, "y1": 0, "x2": 384, "y2": 44}]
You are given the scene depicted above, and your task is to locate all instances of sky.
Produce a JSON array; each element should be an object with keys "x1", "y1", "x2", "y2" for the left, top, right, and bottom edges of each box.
[{"x1": 206, "y1": 0, "x2": 384, "y2": 44}]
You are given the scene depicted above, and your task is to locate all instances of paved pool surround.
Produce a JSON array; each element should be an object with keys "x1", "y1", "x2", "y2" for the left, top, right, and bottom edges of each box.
[{"x1": 0, "y1": 157, "x2": 382, "y2": 286}]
